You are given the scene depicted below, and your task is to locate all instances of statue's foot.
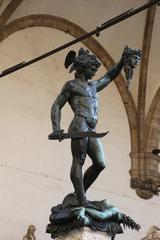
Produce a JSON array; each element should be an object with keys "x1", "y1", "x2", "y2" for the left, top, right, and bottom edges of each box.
[
  {"x1": 48, "y1": 132, "x2": 54, "y2": 140},
  {"x1": 72, "y1": 193, "x2": 89, "y2": 208}
]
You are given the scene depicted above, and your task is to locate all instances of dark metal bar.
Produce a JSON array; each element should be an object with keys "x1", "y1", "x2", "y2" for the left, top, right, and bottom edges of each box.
[
  {"x1": 0, "y1": 0, "x2": 159, "y2": 78},
  {"x1": 2, "y1": 61, "x2": 25, "y2": 74}
]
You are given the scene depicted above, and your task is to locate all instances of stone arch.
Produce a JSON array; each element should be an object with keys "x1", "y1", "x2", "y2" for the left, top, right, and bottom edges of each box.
[
  {"x1": 0, "y1": 14, "x2": 138, "y2": 152},
  {"x1": 145, "y1": 87, "x2": 160, "y2": 151}
]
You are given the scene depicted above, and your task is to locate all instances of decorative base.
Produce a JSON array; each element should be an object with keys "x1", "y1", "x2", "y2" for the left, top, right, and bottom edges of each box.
[
  {"x1": 46, "y1": 193, "x2": 140, "y2": 239},
  {"x1": 57, "y1": 227, "x2": 111, "y2": 240}
]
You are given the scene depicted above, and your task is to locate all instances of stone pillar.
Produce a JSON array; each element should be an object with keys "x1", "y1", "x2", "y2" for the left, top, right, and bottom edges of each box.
[
  {"x1": 57, "y1": 228, "x2": 112, "y2": 240},
  {"x1": 129, "y1": 152, "x2": 160, "y2": 199}
]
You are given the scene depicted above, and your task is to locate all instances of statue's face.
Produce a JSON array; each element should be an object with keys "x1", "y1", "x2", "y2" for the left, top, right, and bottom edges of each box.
[
  {"x1": 74, "y1": 54, "x2": 101, "y2": 79},
  {"x1": 83, "y1": 58, "x2": 100, "y2": 79},
  {"x1": 83, "y1": 64, "x2": 99, "y2": 79},
  {"x1": 28, "y1": 226, "x2": 36, "y2": 234},
  {"x1": 129, "y1": 53, "x2": 141, "y2": 68}
]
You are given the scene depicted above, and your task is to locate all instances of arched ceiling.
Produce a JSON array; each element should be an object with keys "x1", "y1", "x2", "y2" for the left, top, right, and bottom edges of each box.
[{"x1": 0, "y1": 0, "x2": 159, "y2": 110}]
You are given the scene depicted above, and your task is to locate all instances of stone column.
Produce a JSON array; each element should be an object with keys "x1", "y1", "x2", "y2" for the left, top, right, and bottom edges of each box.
[
  {"x1": 130, "y1": 152, "x2": 160, "y2": 199},
  {"x1": 57, "y1": 228, "x2": 112, "y2": 240}
]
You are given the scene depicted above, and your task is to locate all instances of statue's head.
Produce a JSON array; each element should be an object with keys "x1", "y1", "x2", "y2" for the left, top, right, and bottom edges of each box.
[
  {"x1": 65, "y1": 48, "x2": 101, "y2": 79},
  {"x1": 27, "y1": 225, "x2": 36, "y2": 235},
  {"x1": 146, "y1": 226, "x2": 160, "y2": 238},
  {"x1": 123, "y1": 46, "x2": 142, "y2": 68}
]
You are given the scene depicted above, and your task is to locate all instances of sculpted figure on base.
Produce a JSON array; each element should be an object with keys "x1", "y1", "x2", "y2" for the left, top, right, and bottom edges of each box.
[
  {"x1": 47, "y1": 196, "x2": 140, "y2": 239},
  {"x1": 47, "y1": 47, "x2": 141, "y2": 238},
  {"x1": 141, "y1": 226, "x2": 160, "y2": 240},
  {"x1": 49, "y1": 47, "x2": 141, "y2": 206},
  {"x1": 23, "y1": 225, "x2": 36, "y2": 240}
]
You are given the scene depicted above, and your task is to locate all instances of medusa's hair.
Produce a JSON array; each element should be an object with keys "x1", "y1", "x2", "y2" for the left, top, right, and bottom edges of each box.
[{"x1": 64, "y1": 48, "x2": 101, "y2": 76}]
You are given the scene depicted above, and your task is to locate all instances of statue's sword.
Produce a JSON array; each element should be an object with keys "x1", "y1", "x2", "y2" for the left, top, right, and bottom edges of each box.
[{"x1": 48, "y1": 130, "x2": 109, "y2": 141}]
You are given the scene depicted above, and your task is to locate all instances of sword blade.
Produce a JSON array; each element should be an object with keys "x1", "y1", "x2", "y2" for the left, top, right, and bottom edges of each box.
[{"x1": 49, "y1": 131, "x2": 109, "y2": 140}]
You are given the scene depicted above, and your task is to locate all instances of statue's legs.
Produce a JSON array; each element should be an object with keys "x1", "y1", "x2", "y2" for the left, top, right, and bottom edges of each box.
[
  {"x1": 70, "y1": 137, "x2": 88, "y2": 205},
  {"x1": 83, "y1": 137, "x2": 106, "y2": 192}
]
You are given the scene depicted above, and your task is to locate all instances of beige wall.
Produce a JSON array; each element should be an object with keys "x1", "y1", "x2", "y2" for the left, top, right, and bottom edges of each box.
[{"x1": 0, "y1": 27, "x2": 159, "y2": 240}]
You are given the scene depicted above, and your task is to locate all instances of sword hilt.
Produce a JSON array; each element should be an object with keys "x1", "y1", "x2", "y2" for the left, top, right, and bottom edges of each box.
[
  {"x1": 58, "y1": 129, "x2": 64, "y2": 142},
  {"x1": 48, "y1": 129, "x2": 64, "y2": 141}
]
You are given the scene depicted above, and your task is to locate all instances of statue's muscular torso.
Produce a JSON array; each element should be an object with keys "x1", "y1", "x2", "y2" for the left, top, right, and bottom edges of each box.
[{"x1": 66, "y1": 79, "x2": 98, "y2": 131}]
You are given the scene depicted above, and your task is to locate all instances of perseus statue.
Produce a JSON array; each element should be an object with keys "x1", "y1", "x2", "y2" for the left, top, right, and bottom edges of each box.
[{"x1": 48, "y1": 47, "x2": 141, "y2": 207}]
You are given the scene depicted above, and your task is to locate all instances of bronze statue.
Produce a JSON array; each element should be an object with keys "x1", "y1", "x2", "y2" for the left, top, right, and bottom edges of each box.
[
  {"x1": 47, "y1": 47, "x2": 141, "y2": 239},
  {"x1": 48, "y1": 47, "x2": 141, "y2": 207},
  {"x1": 23, "y1": 225, "x2": 36, "y2": 240}
]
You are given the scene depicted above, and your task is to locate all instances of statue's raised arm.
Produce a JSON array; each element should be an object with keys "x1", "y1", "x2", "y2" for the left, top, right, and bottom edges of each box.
[{"x1": 94, "y1": 56, "x2": 124, "y2": 92}]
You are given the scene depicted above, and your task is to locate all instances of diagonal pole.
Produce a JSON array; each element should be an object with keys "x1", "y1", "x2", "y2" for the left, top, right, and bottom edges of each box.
[{"x1": 0, "y1": 0, "x2": 159, "y2": 79}]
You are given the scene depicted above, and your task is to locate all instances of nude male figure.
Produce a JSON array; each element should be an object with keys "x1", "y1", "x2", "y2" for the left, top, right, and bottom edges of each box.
[{"x1": 49, "y1": 48, "x2": 130, "y2": 206}]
